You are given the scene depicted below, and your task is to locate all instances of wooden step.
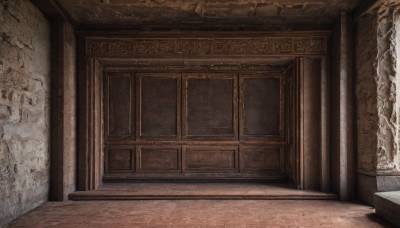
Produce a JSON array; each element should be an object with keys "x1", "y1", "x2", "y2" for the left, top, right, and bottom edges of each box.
[{"x1": 69, "y1": 183, "x2": 337, "y2": 200}]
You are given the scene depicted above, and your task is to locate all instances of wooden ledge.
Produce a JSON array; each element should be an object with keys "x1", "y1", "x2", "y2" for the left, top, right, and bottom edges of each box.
[{"x1": 69, "y1": 183, "x2": 337, "y2": 201}]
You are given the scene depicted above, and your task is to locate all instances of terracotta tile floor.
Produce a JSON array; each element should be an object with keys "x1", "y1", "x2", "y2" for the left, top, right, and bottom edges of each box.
[{"x1": 7, "y1": 200, "x2": 392, "y2": 228}]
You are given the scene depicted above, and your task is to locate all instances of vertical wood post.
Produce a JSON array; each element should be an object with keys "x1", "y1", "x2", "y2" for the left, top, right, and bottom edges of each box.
[{"x1": 321, "y1": 57, "x2": 330, "y2": 192}]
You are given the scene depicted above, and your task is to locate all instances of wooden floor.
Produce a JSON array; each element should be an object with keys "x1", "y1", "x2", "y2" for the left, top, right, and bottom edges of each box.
[
  {"x1": 7, "y1": 200, "x2": 391, "y2": 227},
  {"x1": 69, "y1": 183, "x2": 337, "y2": 200}
]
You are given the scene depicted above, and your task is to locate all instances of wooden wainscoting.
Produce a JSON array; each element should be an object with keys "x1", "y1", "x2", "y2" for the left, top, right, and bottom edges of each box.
[{"x1": 102, "y1": 68, "x2": 287, "y2": 181}]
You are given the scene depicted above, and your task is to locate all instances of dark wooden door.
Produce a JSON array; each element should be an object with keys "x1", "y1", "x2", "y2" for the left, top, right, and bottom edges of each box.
[{"x1": 103, "y1": 68, "x2": 286, "y2": 181}]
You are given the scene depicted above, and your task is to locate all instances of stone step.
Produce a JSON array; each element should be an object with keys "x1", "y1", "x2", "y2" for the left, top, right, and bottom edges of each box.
[{"x1": 375, "y1": 191, "x2": 400, "y2": 227}]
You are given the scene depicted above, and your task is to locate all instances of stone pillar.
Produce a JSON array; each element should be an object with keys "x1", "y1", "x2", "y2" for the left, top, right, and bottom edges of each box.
[
  {"x1": 332, "y1": 12, "x2": 355, "y2": 201},
  {"x1": 356, "y1": 0, "x2": 400, "y2": 205}
]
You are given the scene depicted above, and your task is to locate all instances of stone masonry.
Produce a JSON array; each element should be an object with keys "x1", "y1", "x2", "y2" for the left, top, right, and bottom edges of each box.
[
  {"x1": 356, "y1": 0, "x2": 400, "y2": 175},
  {"x1": 375, "y1": 1, "x2": 400, "y2": 173},
  {"x1": 355, "y1": 0, "x2": 400, "y2": 205},
  {"x1": 0, "y1": 0, "x2": 50, "y2": 225}
]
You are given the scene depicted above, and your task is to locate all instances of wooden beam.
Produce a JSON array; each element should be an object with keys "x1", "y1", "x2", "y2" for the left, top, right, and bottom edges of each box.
[
  {"x1": 320, "y1": 57, "x2": 330, "y2": 192},
  {"x1": 49, "y1": 20, "x2": 65, "y2": 201}
]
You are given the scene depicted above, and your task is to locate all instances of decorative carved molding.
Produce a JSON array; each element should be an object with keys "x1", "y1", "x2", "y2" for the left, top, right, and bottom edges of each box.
[
  {"x1": 104, "y1": 65, "x2": 285, "y2": 73},
  {"x1": 86, "y1": 36, "x2": 328, "y2": 57},
  {"x1": 294, "y1": 38, "x2": 326, "y2": 54},
  {"x1": 88, "y1": 40, "x2": 134, "y2": 56}
]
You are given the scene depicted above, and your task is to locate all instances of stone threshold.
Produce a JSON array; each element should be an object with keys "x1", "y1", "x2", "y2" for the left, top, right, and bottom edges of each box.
[
  {"x1": 69, "y1": 183, "x2": 337, "y2": 200},
  {"x1": 375, "y1": 191, "x2": 400, "y2": 227}
]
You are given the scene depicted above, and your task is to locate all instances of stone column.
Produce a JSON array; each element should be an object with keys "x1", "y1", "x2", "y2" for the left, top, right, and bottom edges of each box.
[{"x1": 356, "y1": 0, "x2": 400, "y2": 205}]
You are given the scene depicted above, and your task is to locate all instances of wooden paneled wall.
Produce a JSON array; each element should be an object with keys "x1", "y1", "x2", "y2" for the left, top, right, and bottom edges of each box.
[
  {"x1": 102, "y1": 70, "x2": 286, "y2": 180},
  {"x1": 76, "y1": 32, "x2": 331, "y2": 191}
]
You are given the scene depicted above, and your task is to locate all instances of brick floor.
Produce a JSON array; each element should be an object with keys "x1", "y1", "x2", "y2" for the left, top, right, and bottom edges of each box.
[{"x1": 6, "y1": 200, "x2": 392, "y2": 228}]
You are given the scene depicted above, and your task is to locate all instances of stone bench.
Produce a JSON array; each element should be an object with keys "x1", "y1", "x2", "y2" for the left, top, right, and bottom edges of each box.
[{"x1": 375, "y1": 191, "x2": 400, "y2": 227}]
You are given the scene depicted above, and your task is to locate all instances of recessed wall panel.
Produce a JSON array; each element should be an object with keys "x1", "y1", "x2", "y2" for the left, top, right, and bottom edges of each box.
[
  {"x1": 104, "y1": 72, "x2": 134, "y2": 139},
  {"x1": 241, "y1": 145, "x2": 282, "y2": 173},
  {"x1": 240, "y1": 75, "x2": 281, "y2": 139},
  {"x1": 183, "y1": 74, "x2": 237, "y2": 140},
  {"x1": 105, "y1": 147, "x2": 134, "y2": 173},
  {"x1": 138, "y1": 146, "x2": 181, "y2": 172},
  {"x1": 184, "y1": 146, "x2": 238, "y2": 172},
  {"x1": 138, "y1": 74, "x2": 180, "y2": 139}
]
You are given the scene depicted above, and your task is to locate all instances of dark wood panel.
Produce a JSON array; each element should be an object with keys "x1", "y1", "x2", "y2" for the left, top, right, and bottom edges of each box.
[
  {"x1": 137, "y1": 74, "x2": 180, "y2": 139},
  {"x1": 240, "y1": 74, "x2": 283, "y2": 140},
  {"x1": 105, "y1": 146, "x2": 134, "y2": 173},
  {"x1": 183, "y1": 74, "x2": 238, "y2": 140},
  {"x1": 138, "y1": 146, "x2": 181, "y2": 172},
  {"x1": 104, "y1": 72, "x2": 134, "y2": 140},
  {"x1": 302, "y1": 58, "x2": 322, "y2": 190},
  {"x1": 240, "y1": 145, "x2": 283, "y2": 173},
  {"x1": 183, "y1": 146, "x2": 238, "y2": 172},
  {"x1": 284, "y1": 66, "x2": 298, "y2": 185}
]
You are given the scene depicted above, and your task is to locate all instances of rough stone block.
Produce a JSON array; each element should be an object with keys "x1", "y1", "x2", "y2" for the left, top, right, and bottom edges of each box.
[
  {"x1": 377, "y1": 176, "x2": 400, "y2": 192},
  {"x1": 358, "y1": 173, "x2": 400, "y2": 206},
  {"x1": 375, "y1": 191, "x2": 400, "y2": 227},
  {"x1": 358, "y1": 174, "x2": 377, "y2": 205},
  {"x1": 0, "y1": 0, "x2": 50, "y2": 226}
]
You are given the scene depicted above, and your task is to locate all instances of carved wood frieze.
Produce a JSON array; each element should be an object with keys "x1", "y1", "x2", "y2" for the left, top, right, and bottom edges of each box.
[
  {"x1": 104, "y1": 65, "x2": 285, "y2": 73},
  {"x1": 294, "y1": 38, "x2": 326, "y2": 54},
  {"x1": 86, "y1": 36, "x2": 328, "y2": 57}
]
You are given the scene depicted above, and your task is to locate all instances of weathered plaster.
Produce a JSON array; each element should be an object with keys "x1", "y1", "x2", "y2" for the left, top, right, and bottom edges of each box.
[{"x1": 0, "y1": 0, "x2": 50, "y2": 225}]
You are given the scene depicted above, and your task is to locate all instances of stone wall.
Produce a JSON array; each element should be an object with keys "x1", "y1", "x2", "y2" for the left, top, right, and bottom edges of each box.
[
  {"x1": 374, "y1": 1, "x2": 400, "y2": 174},
  {"x1": 355, "y1": 11, "x2": 379, "y2": 173},
  {"x1": 356, "y1": 1, "x2": 400, "y2": 175},
  {"x1": 0, "y1": 0, "x2": 50, "y2": 225},
  {"x1": 355, "y1": 0, "x2": 400, "y2": 205}
]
